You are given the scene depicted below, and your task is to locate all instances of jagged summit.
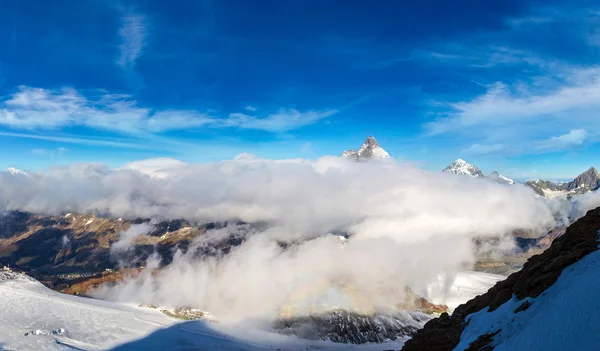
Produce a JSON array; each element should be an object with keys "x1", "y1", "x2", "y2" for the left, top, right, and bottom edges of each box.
[
  {"x1": 341, "y1": 136, "x2": 390, "y2": 161},
  {"x1": 567, "y1": 167, "x2": 600, "y2": 191},
  {"x1": 442, "y1": 159, "x2": 484, "y2": 177}
]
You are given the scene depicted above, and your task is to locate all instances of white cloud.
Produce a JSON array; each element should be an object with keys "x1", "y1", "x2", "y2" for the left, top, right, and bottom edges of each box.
[
  {"x1": 116, "y1": 13, "x2": 147, "y2": 68},
  {"x1": 225, "y1": 108, "x2": 338, "y2": 133},
  {"x1": 0, "y1": 86, "x2": 333, "y2": 135},
  {"x1": 0, "y1": 131, "x2": 145, "y2": 149},
  {"x1": 0, "y1": 156, "x2": 580, "y2": 323},
  {"x1": 461, "y1": 143, "x2": 505, "y2": 156},
  {"x1": 536, "y1": 129, "x2": 588, "y2": 151},
  {"x1": 111, "y1": 223, "x2": 152, "y2": 253},
  {"x1": 245, "y1": 105, "x2": 257, "y2": 111},
  {"x1": 0, "y1": 86, "x2": 213, "y2": 134},
  {"x1": 120, "y1": 157, "x2": 186, "y2": 178},
  {"x1": 32, "y1": 147, "x2": 68, "y2": 158},
  {"x1": 425, "y1": 68, "x2": 600, "y2": 153}
]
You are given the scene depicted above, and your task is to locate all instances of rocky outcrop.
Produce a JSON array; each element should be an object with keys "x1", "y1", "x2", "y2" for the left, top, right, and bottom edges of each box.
[{"x1": 402, "y1": 206, "x2": 600, "y2": 351}]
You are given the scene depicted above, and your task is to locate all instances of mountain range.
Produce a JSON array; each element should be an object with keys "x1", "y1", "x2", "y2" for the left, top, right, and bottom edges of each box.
[
  {"x1": 525, "y1": 167, "x2": 600, "y2": 197},
  {"x1": 442, "y1": 158, "x2": 517, "y2": 186},
  {"x1": 440, "y1": 158, "x2": 599, "y2": 197}
]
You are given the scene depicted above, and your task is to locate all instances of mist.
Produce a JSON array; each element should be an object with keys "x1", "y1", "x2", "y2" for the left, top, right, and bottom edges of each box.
[{"x1": 0, "y1": 156, "x2": 585, "y2": 323}]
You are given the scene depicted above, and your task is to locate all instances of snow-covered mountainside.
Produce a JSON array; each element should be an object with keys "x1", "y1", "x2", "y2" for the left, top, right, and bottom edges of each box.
[
  {"x1": 442, "y1": 159, "x2": 484, "y2": 177},
  {"x1": 341, "y1": 136, "x2": 390, "y2": 161},
  {"x1": 402, "y1": 206, "x2": 600, "y2": 351},
  {"x1": 487, "y1": 171, "x2": 515, "y2": 185},
  {"x1": 0, "y1": 268, "x2": 500, "y2": 350},
  {"x1": 0, "y1": 271, "x2": 415, "y2": 351}
]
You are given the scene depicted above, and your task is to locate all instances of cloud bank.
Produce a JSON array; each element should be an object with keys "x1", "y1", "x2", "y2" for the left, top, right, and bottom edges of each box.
[
  {"x1": 0, "y1": 86, "x2": 334, "y2": 135},
  {"x1": 2, "y1": 156, "x2": 594, "y2": 323}
]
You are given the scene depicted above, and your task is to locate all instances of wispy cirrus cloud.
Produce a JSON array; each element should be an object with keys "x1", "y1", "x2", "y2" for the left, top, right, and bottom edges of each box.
[
  {"x1": 32, "y1": 147, "x2": 69, "y2": 158},
  {"x1": 536, "y1": 129, "x2": 588, "y2": 151},
  {"x1": 0, "y1": 86, "x2": 335, "y2": 135},
  {"x1": 422, "y1": 5, "x2": 600, "y2": 157},
  {"x1": 427, "y1": 68, "x2": 600, "y2": 134},
  {"x1": 461, "y1": 143, "x2": 506, "y2": 156},
  {"x1": 116, "y1": 12, "x2": 148, "y2": 68},
  {"x1": 0, "y1": 131, "x2": 146, "y2": 149},
  {"x1": 225, "y1": 109, "x2": 338, "y2": 133}
]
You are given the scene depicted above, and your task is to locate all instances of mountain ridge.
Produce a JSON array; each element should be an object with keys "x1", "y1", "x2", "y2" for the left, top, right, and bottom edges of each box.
[{"x1": 525, "y1": 167, "x2": 600, "y2": 197}]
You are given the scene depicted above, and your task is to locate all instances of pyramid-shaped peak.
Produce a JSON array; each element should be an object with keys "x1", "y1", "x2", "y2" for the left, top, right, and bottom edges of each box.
[
  {"x1": 442, "y1": 159, "x2": 483, "y2": 177},
  {"x1": 341, "y1": 136, "x2": 390, "y2": 161},
  {"x1": 363, "y1": 136, "x2": 380, "y2": 147},
  {"x1": 567, "y1": 166, "x2": 600, "y2": 191}
]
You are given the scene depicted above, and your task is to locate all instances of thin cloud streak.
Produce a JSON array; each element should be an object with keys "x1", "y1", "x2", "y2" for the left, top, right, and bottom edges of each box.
[
  {"x1": 116, "y1": 13, "x2": 148, "y2": 68},
  {"x1": 0, "y1": 131, "x2": 146, "y2": 149}
]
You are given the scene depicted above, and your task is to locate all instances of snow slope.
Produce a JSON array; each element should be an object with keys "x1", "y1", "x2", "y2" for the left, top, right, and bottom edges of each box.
[
  {"x1": 487, "y1": 171, "x2": 515, "y2": 185},
  {"x1": 452, "y1": 250, "x2": 600, "y2": 351},
  {"x1": 0, "y1": 272, "x2": 409, "y2": 350}
]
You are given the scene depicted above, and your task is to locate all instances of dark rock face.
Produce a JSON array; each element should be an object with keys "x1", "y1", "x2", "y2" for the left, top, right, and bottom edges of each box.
[
  {"x1": 274, "y1": 310, "x2": 431, "y2": 344},
  {"x1": 402, "y1": 206, "x2": 600, "y2": 351},
  {"x1": 567, "y1": 167, "x2": 600, "y2": 191}
]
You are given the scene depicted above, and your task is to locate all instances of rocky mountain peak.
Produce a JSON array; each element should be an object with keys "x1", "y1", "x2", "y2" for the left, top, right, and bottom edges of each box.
[
  {"x1": 442, "y1": 159, "x2": 484, "y2": 177},
  {"x1": 568, "y1": 167, "x2": 600, "y2": 191},
  {"x1": 341, "y1": 136, "x2": 390, "y2": 161},
  {"x1": 363, "y1": 136, "x2": 379, "y2": 148}
]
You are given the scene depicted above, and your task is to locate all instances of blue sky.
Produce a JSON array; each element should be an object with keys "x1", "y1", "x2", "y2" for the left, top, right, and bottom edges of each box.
[{"x1": 0, "y1": 0, "x2": 599, "y2": 179}]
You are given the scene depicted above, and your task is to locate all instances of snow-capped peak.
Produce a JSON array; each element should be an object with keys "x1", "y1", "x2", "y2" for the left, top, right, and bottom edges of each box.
[
  {"x1": 341, "y1": 136, "x2": 390, "y2": 161},
  {"x1": 487, "y1": 171, "x2": 515, "y2": 185},
  {"x1": 442, "y1": 159, "x2": 484, "y2": 177},
  {"x1": 4, "y1": 167, "x2": 26, "y2": 175}
]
